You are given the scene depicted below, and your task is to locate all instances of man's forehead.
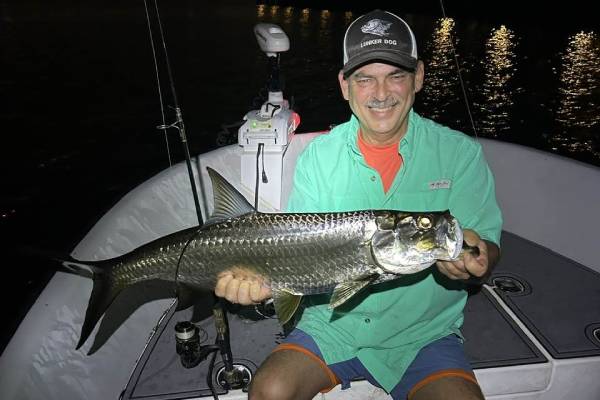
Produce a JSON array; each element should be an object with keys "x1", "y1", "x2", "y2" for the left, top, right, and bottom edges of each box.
[{"x1": 352, "y1": 62, "x2": 410, "y2": 76}]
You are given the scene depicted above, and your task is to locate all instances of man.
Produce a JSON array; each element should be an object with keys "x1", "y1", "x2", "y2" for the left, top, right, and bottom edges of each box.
[{"x1": 216, "y1": 9, "x2": 502, "y2": 400}]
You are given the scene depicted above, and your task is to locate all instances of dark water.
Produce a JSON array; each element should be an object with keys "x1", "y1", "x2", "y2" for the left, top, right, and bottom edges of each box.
[{"x1": 1, "y1": 1, "x2": 599, "y2": 352}]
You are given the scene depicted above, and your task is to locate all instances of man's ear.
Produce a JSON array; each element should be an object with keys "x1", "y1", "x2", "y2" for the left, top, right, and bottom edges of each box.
[
  {"x1": 414, "y1": 60, "x2": 424, "y2": 93},
  {"x1": 338, "y1": 70, "x2": 350, "y2": 100}
]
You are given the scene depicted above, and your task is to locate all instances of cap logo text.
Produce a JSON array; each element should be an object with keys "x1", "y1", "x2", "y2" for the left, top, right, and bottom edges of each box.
[
  {"x1": 361, "y1": 19, "x2": 392, "y2": 37},
  {"x1": 360, "y1": 39, "x2": 397, "y2": 48}
]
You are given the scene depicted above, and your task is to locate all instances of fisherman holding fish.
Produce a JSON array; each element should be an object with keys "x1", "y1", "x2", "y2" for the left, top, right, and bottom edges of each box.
[{"x1": 216, "y1": 9, "x2": 502, "y2": 400}]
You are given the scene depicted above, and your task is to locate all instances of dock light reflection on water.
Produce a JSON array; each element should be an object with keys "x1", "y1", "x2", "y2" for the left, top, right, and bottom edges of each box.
[
  {"x1": 552, "y1": 31, "x2": 600, "y2": 156},
  {"x1": 478, "y1": 25, "x2": 519, "y2": 138},
  {"x1": 421, "y1": 17, "x2": 458, "y2": 124}
]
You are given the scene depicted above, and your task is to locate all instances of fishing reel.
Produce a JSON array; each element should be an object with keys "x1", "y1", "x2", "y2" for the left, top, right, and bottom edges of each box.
[
  {"x1": 174, "y1": 301, "x2": 253, "y2": 391},
  {"x1": 174, "y1": 321, "x2": 213, "y2": 369}
]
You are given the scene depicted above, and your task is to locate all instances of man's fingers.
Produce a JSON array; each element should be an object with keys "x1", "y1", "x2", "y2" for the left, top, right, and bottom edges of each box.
[
  {"x1": 249, "y1": 280, "x2": 262, "y2": 303},
  {"x1": 437, "y1": 231, "x2": 491, "y2": 282},
  {"x1": 224, "y1": 277, "x2": 241, "y2": 303},
  {"x1": 215, "y1": 273, "x2": 234, "y2": 297},
  {"x1": 463, "y1": 229, "x2": 481, "y2": 246},
  {"x1": 237, "y1": 281, "x2": 253, "y2": 305},
  {"x1": 252, "y1": 282, "x2": 273, "y2": 303},
  {"x1": 447, "y1": 265, "x2": 470, "y2": 280},
  {"x1": 437, "y1": 260, "x2": 470, "y2": 280},
  {"x1": 464, "y1": 259, "x2": 485, "y2": 277},
  {"x1": 463, "y1": 244, "x2": 488, "y2": 278},
  {"x1": 215, "y1": 268, "x2": 272, "y2": 304}
]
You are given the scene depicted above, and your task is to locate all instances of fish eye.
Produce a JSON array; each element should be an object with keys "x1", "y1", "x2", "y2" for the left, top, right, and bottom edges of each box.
[{"x1": 417, "y1": 216, "x2": 432, "y2": 229}]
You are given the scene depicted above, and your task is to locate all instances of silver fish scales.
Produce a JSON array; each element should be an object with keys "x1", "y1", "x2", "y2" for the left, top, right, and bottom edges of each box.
[{"x1": 177, "y1": 211, "x2": 379, "y2": 296}]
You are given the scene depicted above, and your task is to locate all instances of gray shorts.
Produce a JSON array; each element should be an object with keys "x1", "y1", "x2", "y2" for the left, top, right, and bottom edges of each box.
[{"x1": 275, "y1": 328, "x2": 478, "y2": 399}]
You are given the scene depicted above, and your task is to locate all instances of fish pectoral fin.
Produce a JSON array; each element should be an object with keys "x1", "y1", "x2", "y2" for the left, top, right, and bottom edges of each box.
[
  {"x1": 329, "y1": 274, "x2": 379, "y2": 309},
  {"x1": 272, "y1": 289, "x2": 303, "y2": 325}
]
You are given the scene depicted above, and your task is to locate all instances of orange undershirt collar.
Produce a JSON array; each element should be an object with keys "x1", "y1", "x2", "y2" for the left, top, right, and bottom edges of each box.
[{"x1": 357, "y1": 130, "x2": 403, "y2": 193}]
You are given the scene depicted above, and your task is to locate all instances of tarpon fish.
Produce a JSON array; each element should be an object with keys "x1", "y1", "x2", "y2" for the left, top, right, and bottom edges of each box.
[{"x1": 67, "y1": 167, "x2": 475, "y2": 353}]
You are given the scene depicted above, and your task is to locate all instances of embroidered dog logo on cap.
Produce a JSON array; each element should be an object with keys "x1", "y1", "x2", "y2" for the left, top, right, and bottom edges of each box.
[{"x1": 361, "y1": 19, "x2": 392, "y2": 37}]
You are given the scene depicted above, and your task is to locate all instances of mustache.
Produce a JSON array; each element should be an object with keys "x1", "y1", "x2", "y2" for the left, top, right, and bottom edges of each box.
[{"x1": 366, "y1": 98, "x2": 398, "y2": 109}]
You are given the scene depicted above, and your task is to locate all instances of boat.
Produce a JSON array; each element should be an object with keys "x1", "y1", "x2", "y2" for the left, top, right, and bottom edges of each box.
[{"x1": 1, "y1": 21, "x2": 599, "y2": 400}]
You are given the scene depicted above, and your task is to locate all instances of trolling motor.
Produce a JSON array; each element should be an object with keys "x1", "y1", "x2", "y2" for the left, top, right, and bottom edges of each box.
[
  {"x1": 238, "y1": 23, "x2": 298, "y2": 149},
  {"x1": 239, "y1": 23, "x2": 300, "y2": 211},
  {"x1": 174, "y1": 23, "x2": 297, "y2": 394}
]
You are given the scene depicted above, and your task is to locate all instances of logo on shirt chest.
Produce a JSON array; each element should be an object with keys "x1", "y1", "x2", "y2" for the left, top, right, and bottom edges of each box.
[{"x1": 428, "y1": 179, "x2": 452, "y2": 190}]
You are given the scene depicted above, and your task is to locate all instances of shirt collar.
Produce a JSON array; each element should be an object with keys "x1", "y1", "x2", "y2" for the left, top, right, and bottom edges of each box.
[{"x1": 346, "y1": 109, "x2": 418, "y2": 160}]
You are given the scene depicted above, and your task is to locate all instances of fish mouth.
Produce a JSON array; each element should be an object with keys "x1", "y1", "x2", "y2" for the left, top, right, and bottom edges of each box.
[{"x1": 446, "y1": 221, "x2": 463, "y2": 260}]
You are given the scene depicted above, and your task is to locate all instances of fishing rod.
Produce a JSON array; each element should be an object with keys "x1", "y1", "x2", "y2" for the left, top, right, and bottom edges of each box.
[
  {"x1": 144, "y1": 0, "x2": 203, "y2": 226},
  {"x1": 143, "y1": 2, "x2": 243, "y2": 398}
]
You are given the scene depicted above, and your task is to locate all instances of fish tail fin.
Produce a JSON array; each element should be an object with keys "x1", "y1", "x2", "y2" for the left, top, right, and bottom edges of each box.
[
  {"x1": 60, "y1": 258, "x2": 104, "y2": 279},
  {"x1": 77, "y1": 271, "x2": 121, "y2": 352},
  {"x1": 19, "y1": 245, "x2": 124, "y2": 353},
  {"x1": 55, "y1": 256, "x2": 122, "y2": 351},
  {"x1": 18, "y1": 244, "x2": 104, "y2": 279}
]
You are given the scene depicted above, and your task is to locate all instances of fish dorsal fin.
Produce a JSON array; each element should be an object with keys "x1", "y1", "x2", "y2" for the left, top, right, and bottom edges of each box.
[
  {"x1": 272, "y1": 289, "x2": 303, "y2": 325},
  {"x1": 205, "y1": 167, "x2": 255, "y2": 225},
  {"x1": 329, "y1": 274, "x2": 379, "y2": 309}
]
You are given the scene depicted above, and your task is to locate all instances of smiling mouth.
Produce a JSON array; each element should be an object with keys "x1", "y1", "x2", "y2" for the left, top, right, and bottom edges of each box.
[
  {"x1": 366, "y1": 100, "x2": 398, "y2": 112},
  {"x1": 369, "y1": 105, "x2": 395, "y2": 112},
  {"x1": 368, "y1": 104, "x2": 398, "y2": 115}
]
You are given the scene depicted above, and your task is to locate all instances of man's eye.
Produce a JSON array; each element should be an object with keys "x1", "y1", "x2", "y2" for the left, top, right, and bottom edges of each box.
[
  {"x1": 354, "y1": 76, "x2": 373, "y2": 86},
  {"x1": 391, "y1": 73, "x2": 406, "y2": 81}
]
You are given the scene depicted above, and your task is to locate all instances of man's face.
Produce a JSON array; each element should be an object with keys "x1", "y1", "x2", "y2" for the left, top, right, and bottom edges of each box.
[{"x1": 339, "y1": 62, "x2": 424, "y2": 145}]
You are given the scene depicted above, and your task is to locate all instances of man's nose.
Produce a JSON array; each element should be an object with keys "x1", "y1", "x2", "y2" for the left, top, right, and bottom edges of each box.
[{"x1": 374, "y1": 79, "x2": 389, "y2": 100}]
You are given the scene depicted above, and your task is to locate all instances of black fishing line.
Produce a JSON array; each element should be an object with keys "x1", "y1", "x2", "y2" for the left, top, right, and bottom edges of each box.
[
  {"x1": 143, "y1": 0, "x2": 172, "y2": 166},
  {"x1": 174, "y1": 228, "x2": 202, "y2": 296},
  {"x1": 438, "y1": 0, "x2": 479, "y2": 138}
]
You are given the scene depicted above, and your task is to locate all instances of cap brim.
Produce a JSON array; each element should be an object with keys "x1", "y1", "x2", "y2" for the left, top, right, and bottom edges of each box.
[{"x1": 343, "y1": 50, "x2": 417, "y2": 77}]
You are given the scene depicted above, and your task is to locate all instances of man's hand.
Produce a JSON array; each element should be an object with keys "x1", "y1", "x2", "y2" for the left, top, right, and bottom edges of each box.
[
  {"x1": 436, "y1": 229, "x2": 499, "y2": 282},
  {"x1": 214, "y1": 267, "x2": 272, "y2": 305}
]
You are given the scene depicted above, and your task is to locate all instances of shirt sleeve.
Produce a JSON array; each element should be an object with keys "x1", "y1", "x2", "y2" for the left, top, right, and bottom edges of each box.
[{"x1": 449, "y1": 142, "x2": 503, "y2": 246}]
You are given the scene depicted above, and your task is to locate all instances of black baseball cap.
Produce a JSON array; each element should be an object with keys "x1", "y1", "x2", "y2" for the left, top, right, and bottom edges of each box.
[{"x1": 342, "y1": 10, "x2": 418, "y2": 77}]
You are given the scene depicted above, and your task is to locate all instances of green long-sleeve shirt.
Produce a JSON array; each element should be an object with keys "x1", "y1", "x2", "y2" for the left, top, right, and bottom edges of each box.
[{"x1": 286, "y1": 110, "x2": 502, "y2": 392}]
